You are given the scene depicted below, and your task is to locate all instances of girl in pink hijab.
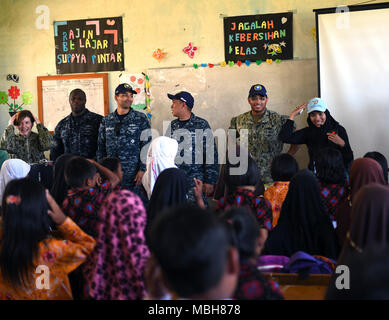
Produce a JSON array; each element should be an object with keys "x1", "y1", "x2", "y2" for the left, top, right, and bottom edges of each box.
[{"x1": 83, "y1": 190, "x2": 150, "y2": 300}]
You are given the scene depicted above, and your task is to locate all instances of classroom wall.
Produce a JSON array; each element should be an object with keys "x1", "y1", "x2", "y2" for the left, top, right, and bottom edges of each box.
[{"x1": 0, "y1": 0, "x2": 359, "y2": 157}]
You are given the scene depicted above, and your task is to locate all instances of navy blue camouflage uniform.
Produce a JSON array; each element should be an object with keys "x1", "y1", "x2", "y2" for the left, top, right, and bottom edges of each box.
[
  {"x1": 50, "y1": 109, "x2": 102, "y2": 161},
  {"x1": 165, "y1": 113, "x2": 219, "y2": 204},
  {"x1": 97, "y1": 109, "x2": 151, "y2": 190}
]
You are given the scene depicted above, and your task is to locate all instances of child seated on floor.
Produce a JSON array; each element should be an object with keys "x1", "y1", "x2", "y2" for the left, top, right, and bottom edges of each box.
[
  {"x1": 0, "y1": 178, "x2": 95, "y2": 299},
  {"x1": 62, "y1": 156, "x2": 119, "y2": 238},
  {"x1": 264, "y1": 154, "x2": 298, "y2": 228},
  {"x1": 148, "y1": 204, "x2": 239, "y2": 300},
  {"x1": 220, "y1": 207, "x2": 283, "y2": 300}
]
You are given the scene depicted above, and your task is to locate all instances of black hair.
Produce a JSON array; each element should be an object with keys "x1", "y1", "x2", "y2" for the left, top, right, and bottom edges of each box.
[
  {"x1": 149, "y1": 204, "x2": 231, "y2": 298},
  {"x1": 314, "y1": 147, "x2": 345, "y2": 184},
  {"x1": 0, "y1": 178, "x2": 51, "y2": 287},
  {"x1": 219, "y1": 207, "x2": 259, "y2": 261},
  {"x1": 100, "y1": 157, "x2": 121, "y2": 173},
  {"x1": 69, "y1": 88, "x2": 86, "y2": 99},
  {"x1": 271, "y1": 153, "x2": 299, "y2": 182},
  {"x1": 225, "y1": 154, "x2": 259, "y2": 192},
  {"x1": 50, "y1": 154, "x2": 74, "y2": 205},
  {"x1": 14, "y1": 110, "x2": 34, "y2": 126},
  {"x1": 364, "y1": 151, "x2": 388, "y2": 184},
  {"x1": 64, "y1": 156, "x2": 97, "y2": 188}
]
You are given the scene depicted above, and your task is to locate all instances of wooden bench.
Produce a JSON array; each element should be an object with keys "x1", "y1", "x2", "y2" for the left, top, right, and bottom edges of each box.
[{"x1": 263, "y1": 273, "x2": 332, "y2": 300}]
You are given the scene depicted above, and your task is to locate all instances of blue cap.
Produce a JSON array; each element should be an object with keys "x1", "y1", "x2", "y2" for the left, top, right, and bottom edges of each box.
[
  {"x1": 307, "y1": 97, "x2": 327, "y2": 113},
  {"x1": 249, "y1": 84, "x2": 267, "y2": 98},
  {"x1": 115, "y1": 83, "x2": 137, "y2": 95},
  {"x1": 167, "y1": 91, "x2": 194, "y2": 109}
]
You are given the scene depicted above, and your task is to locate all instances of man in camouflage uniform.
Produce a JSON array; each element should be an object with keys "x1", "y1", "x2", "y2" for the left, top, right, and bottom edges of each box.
[
  {"x1": 229, "y1": 84, "x2": 297, "y2": 184},
  {"x1": 97, "y1": 83, "x2": 151, "y2": 190},
  {"x1": 165, "y1": 91, "x2": 219, "y2": 205},
  {"x1": 50, "y1": 89, "x2": 103, "y2": 161}
]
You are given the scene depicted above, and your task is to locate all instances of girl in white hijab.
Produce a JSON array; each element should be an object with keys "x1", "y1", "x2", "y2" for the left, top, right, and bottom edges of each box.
[
  {"x1": 0, "y1": 159, "x2": 31, "y2": 203},
  {"x1": 142, "y1": 136, "x2": 178, "y2": 199}
]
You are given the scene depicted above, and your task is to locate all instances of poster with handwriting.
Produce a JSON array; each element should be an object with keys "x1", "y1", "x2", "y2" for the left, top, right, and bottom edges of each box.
[
  {"x1": 224, "y1": 12, "x2": 293, "y2": 62},
  {"x1": 54, "y1": 17, "x2": 124, "y2": 74}
]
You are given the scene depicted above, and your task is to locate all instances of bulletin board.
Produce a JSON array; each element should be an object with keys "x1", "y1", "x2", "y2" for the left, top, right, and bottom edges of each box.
[{"x1": 37, "y1": 73, "x2": 109, "y2": 131}]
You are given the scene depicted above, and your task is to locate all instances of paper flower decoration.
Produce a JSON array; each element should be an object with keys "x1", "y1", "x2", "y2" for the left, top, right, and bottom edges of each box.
[
  {"x1": 236, "y1": 61, "x2": 242, "y2": 67},
  {"x1": 244, "y1": 60, "x2": 251, "y2": 66},
  {"x1": 228, "y1": 61, "x2": 234, "y2": 67},
  {"x1": 0, "y1": 92, "x2": 8, "y2": 104},
  {"x1": 193, "y1": 64, "x2": 199, "y2": 69},
  {"x1": 8, "y1": 86, "x2": 20, "y2": 100},
  {"x1": 220, "y1": 61, "x2": 227, "y2": 67},
  {"x1": 208, "y1": 63, "x2": 214, "y2": 68},
  {"x1": 183, "y1": 42, "x2": 197, "y2": 59},
  {"x1": 152, "y1": 48, "x2": 167, "y2": 61},
  {"x1": 275, "y1": 59, "x2": 282, "y2": 63},
  {"x1": 22, "y1": 92, "x2": 33, "y2": 105},
  {"x1": 256, "y1": 60, "x2": 263, "y2": 65},
  {"x1": 266, "y1": 59, "x2": 273, "y2": 64},
  {"x1": 200, "y1": 63, "x2": 207, "y2": 67},
  {"x1": 1, "y1": 86, "x2": 33, "y2": 114}
]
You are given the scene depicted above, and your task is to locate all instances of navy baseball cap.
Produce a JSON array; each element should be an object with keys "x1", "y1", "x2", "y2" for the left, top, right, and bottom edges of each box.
[
  {"x1": 115, "y1": 83, "x2": 137, "y2": 95},
  {"x1": 167, "y1": 91, "x2": 194, "y2": 109},
  {"x1": 248, "y1": 84, "x2": 267, "y2": 98}
]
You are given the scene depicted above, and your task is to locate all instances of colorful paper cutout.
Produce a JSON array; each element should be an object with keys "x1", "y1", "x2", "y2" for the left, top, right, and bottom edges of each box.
[
  {"x1": 152, "y1": 48, "x2": 167, "y2": 61},
  {"x1": 22, "y1": 92, "x2": 33, "y2": 105},
  {"x1": 183, "y1": 42, "x2": 197, "y2": 59},
  {"x1": 275, "y1": 59, "x2": 282, "y2": 63},
  {"x1": 236, "y1": 60, "x2": 242, "y2": 67},
  {"x1": 208, "y1": 63, "x2": 214, "y2": 68},
  {"x1": 0, "y1": 92, "x2": 8, "y2": 105},
  {"x1": 8, "y1": 86, "x2": 20, "y2": 100},
  {"x1": 228, "y1": 61, "x2": 234, "y2": 67},
  {"x1": 266, "y1": 59, "x2": 273, "y2": 64},
  {"x1": 244, "y1": 60, "x2": 251, "y2": 66},
  {"x1": 1, "y1": 86, "x2": 33, "y2": 113},
  {"x1": 220, "y1": 61, "x2": 227, "y2": 67},
  {"x1": 200, "y1": 63, "x2": 207, "y2": 67},
  {"x1": 256, "y1": 60, "x2": 263, "y2": 65},
  {"x1": 193, "y1": 64, "x2": 199, "y2": 69}
]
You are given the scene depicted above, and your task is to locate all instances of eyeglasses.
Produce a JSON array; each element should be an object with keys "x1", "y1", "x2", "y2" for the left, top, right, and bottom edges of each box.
[{"x1": 115, "y1": 122, "x2": 122, "y2": 136}]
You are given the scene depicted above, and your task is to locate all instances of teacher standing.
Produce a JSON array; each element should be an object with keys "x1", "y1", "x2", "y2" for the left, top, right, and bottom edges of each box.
[{"x1": 279, "y1": 97, "x2": 353, "y2": 172}]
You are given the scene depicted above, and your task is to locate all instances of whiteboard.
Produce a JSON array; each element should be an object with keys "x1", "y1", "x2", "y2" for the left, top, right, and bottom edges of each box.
[
  {"x1": 37, "y1": 73, "x2": 109, "y2": 131},
  {"x1": 148, "y1": 59, "x2": 318, "y2": 169},
  {"x1": 317, "y1": 6, "x2": 389, "y2": 162}
]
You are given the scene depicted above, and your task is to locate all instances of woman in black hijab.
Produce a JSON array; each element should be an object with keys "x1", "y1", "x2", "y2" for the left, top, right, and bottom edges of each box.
[
  {"x1": 279, "y1": 97, "x2": 353, "y2": 173},
  {"x1": 146, "y1": 168, "x2": 189, "y2": 235},
  {"x1": 263, "y1": 169, "x2": 340, "y2": 260}
]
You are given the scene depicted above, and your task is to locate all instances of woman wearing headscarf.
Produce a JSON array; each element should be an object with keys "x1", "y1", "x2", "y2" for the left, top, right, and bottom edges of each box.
[
  {"x1": 279, "y1": 97, "x2": 354, "y2": 173},
  {"x1": 336, "y1": 158, "x2": 387, "y2": 247},
  {"x1": 335, "y1": 184, "x2": 389, "y2": 277},
  {"x1": 142, "y1": 136, "x2": 178, "y2": 199},
  {"x1": 83, "y1": 190, "x2": 150, "y2": 300},
  {"x1": 0, "y1": 159, "x2": 31, "y2": 204},
  {"x1": 147, "y1": 168, "x2": 189, "y2": 233},
  {"x1": 263, "y1": 169, "x2": 339, "y2": 260}
]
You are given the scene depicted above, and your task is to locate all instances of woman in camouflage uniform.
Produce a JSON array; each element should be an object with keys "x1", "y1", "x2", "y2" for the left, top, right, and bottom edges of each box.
[{"x1": 0, "y1": 110, "x2": 55, "y2": 164}]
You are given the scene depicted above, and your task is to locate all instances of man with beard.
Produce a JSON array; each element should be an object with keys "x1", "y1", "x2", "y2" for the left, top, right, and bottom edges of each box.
[
  {"x1": 97, "y1": 83, "x2": 151, "y2": 192},
  {"x1": 229, "y1": 84, "x2": 298, "y2": 184},
  {"x1": 51, "y1": 89, "x2": 103, "y2": 161}
]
